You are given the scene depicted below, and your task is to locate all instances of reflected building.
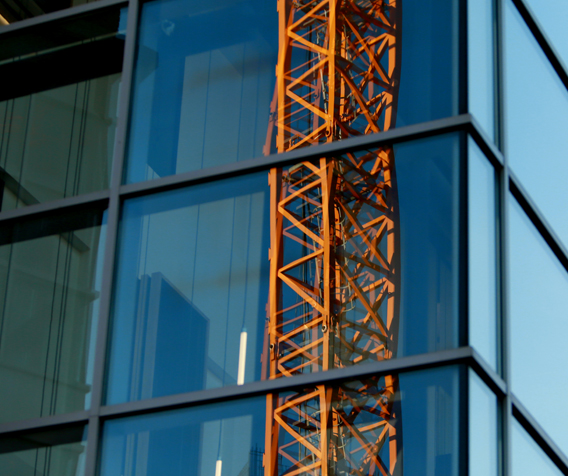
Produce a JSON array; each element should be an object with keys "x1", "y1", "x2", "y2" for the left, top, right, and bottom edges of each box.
[{"x1": 0, "y1": 0, "x2": 567, "y2": 476}]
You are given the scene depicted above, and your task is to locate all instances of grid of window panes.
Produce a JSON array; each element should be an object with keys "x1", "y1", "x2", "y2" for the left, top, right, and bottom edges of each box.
[{"x1": 0, "y1": 0, "x2": 567, "y2": 475}]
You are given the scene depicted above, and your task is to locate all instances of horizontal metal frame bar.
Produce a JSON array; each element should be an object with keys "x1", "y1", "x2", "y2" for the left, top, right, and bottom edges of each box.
[
  {"x1": 509, "y1": 171, "x2": 568, "y2": 275},
  {"x1": 120, "y1": 114, "x2": 474, "y2": 200},
  {"x1": 512, "y1": 395, "x2": 568, "y2": 475},
  {"x1": 511, "y1": 0, "x2": 568, "y2": 94},
  {"x1": 0, "y1": 189, "x2": 110, "y2": 225},
  {"x1": 98, "y1": 347, "x2": 477, "y2": 420},
  {"x1": 0, "y1": 347, "x2": 503, "y2": 436},
  {"x1": 0, "y1": 410, "x2": 89, "y2": 437},
  {"x1": 0, "y1": 115, "x2": 501, "y2": 235},
  {"x1": 0, "y1": 0, "x2": 127, "y2": 36}
]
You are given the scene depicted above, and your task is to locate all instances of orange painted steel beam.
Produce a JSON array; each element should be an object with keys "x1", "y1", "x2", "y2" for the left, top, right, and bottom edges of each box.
[{"x1": 265, "y1": 1, "x2": 402, "y2": 475}]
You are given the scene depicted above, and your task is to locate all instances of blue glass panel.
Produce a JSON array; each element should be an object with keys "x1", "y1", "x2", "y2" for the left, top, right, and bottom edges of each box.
[
  {"x1": 468, "y1": 138, "x2": 498, "y2": 371},
  {"x1": 505, "y1": 0, "x2": 568, "y2": 249},
  {"x1": 523, "y1": 0, "x2": 568, "y2": 72},
  {"x1": 100, "y1": 367, "x2": 463, "y2": 476},
  {"x1": 469, "y1": 369, "x2": 498, "y2": 476},
  {"x1": 395, "y1": 134, "x2": 461, "y2": 356},
  {"x1": 468, "y1": 0, "x2": 496, "y2": 140},
  {"x1": 509, "y1": 196, "x2": 568, "y2": 456},
  {"x1": 107, "y1": 173, "x2": 270, "y2": 404},
  {"x1": 125, "y1": 0, "x2": 459, "y2": 183},
  {"x1": 108, "y1": 134, "x2": 462, "y2": 405},
  {"x1": 512, "y1": 420, "x2": 563, "y2": 476}
]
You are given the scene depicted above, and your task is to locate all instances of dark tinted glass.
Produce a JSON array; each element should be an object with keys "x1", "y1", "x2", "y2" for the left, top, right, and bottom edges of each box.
[
  {"x1": 0, "y1": 7, "x2": 126, "y2": 212},
  {"x1": 125, "y1": 0, "x2": 459, "y2": 183},
  {"x1": 0, "y1": 208, "x2": 106, "y2": 423},
  {"x1": 505, "y1": 0, "x2": 568, "y2": 250},
  {"x1": 107, "y1": 134, "x2": 461, "y2": 404},
  {"x1": 0, "y1": 425, "x2": 87, "y2": 475},
  {"x1": 509, "y1": 196, "x2": 568, "y2": 456},
  {"x1": 100, "y1": 367, "x2": 463, "y2": 476}
]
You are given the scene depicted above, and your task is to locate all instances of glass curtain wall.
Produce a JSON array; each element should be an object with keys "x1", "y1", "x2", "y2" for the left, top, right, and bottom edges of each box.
[{"x1": 0, "y1": 0, "x2": 567, "y2": 476}]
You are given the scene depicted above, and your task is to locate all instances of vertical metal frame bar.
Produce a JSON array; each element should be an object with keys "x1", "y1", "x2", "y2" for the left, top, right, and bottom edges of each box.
[
  {"x1": 83, "y1": 0, "x2": 140, "y2": 474},
  {"x1": 492, "y1": 0, "x2": 503, "y2": 153},
  {"x1": 459, "y1": 132, "x2": 469, "y2": 349},
  {"x1": 459, "y1": 0, "x2": 468, "y2": 115},
  {"x1": 460, "y1": 0, "x2": 470, "y2": 361},
  {"x1": 460, "y1": 365, "x2": 470, "y2": 476},
  {"x1": 496, "y1": 0, "x2": 512, "y2": 474}
]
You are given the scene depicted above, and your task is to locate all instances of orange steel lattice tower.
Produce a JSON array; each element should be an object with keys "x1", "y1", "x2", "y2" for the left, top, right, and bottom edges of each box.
[{"x1": 264, "y1": 1, "x2": 402, "y2": 475}]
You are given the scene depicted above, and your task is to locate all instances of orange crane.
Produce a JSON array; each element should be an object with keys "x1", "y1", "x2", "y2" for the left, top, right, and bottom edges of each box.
[{"x1": 264, "y1": 1, "x2": 402, "y2": 475}]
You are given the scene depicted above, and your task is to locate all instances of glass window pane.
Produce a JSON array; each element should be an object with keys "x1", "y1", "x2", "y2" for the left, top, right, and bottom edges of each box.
[
  {"x1": 468, "y1": 0, "x2": 496, "y2": 140},
  {"x1": 125, "y1": 0, "x2": 459, "y2": 183},
  {"x1": 468, "y1": 138, "x2": 498, "y2": 371},
  {"x1": 107, "y1": 173, "x2": 271, "y2": 404},
  {"x1": 505, "y1": 0, "x2": 568, "y2": 250},
  {"x1": 0, "y1": 425, "x2": 87, "y2": 476},
  {"x1": 0, "y1": 7, "x2": 126, "y2": 212},
  {"x1": 523, "y1": 0, "x2": 568, "y2": 72},
  {"x1": 512, "y1": 419, "x2": 563, "y2": 476},
  {"x1": 509, "y1": 196, "x2": 568, "y2": 456},
  {"x1": 0, "y1": 208, "x2": 106, "y2": 423},
  {"x1": 100, "y1": 366, "x2": 463, "y2": 476},
  {"x1": 107, "y1": 134, "x2": 461, "y2": 405},
  {"x1": 469, "y1": 369, "x2": 498, "y2": 476}
]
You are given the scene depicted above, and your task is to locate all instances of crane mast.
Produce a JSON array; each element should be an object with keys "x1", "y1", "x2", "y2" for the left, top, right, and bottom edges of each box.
[{"x1": 265, "y1": 1, "x2": 403, "y2": 475}]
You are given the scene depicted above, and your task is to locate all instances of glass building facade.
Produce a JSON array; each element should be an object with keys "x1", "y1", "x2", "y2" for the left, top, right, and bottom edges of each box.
[{"x1": 0, "y1": 0, "x2": 566, "y2": 475}]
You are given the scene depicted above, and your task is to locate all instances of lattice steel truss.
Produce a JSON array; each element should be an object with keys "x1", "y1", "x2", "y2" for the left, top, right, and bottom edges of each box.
[{"x1": 265, "y1": 1, "x2": 403, "y2": 475}]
